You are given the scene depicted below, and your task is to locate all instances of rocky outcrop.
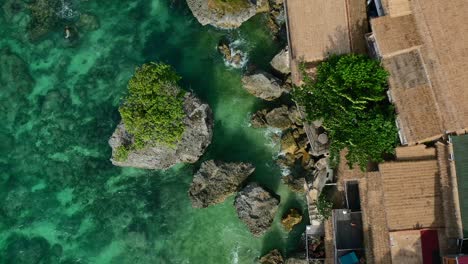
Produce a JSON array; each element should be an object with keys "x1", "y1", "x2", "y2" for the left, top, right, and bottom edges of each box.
[
  {"x1": 109, "y1": 93, "x2": 213, "y2": 170},
  {"x1": 251, "y1": 105, "x2": 299, "y2": 129},
  {"x1": 235, "y1": 183, "x2": 279, "y2": 236},
  {"x1": 266, "y1": 0, "x2": 286, "y2": 39},
  {"x1": 270, "y1": 48, "x2": 290, "y2": 75},
  {"x1": 282, "y1": 175, "x2": 306, "y2": 193},
  {"x1": 242, "y1": 72, "x2": 286, "y2": 101},
  {"x1": 281, "y1": 208, "x2": 302, "y2": 232},
  {"x1": 186, "y1": 0, "x2": 269, "y2": 29},
  {"x1": 217, "y1": 38, "x2": 245, "y2": 68},
  {"x1": 189, "y1": 160, "x2": 255, "y2": 208},
  {"x1": 259, "y1": 249, "x2": 284, "y2": 264}
]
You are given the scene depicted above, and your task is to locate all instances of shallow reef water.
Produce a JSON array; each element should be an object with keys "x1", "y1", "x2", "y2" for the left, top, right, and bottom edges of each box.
[{"x1": 0, "y1": 0, "x2": 307, "y2": 263}]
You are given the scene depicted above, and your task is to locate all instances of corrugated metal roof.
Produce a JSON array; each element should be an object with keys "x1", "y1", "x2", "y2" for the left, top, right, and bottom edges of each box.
[{"x1": 452, "y1": 135, "x2": 468, "y2": 237}]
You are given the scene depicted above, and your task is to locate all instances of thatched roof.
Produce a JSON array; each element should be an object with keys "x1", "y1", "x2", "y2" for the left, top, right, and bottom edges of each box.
[
  {"x1": 371, "y1": 0, "x2": 468, "y2": 145},
  {"x1": 285, "y1": 0, "x2": 368, "y2": 85},
  {"x1": 379, "y1": 160, "x2": 444, "y2": 231}
]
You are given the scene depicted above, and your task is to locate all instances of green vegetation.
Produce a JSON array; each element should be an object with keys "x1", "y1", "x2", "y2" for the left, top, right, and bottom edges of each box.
[
  {"x1": 114, "y1": 145, "x2": 130, "y2": 162},
  {"x1": 293, "y1": 54, "x2": 397, "y2": 170},
  {"x1": 207, "y1": 0, "x2": 251, "y2": 14},
  {"x1": 315, "y1": 192, "x2": 333, "y2": 221},
  {"x1": 118, "y1": 62, "x2": 186, "y2": 156}
]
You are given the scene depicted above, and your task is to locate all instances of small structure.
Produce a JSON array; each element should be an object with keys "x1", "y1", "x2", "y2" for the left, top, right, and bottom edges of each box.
[
  {"x1": 332, "y1": 209, "x2": 365, "y2": 263},
  {"x1": 331, "y1": 143, "x2": 463, "y2": 263},
  {"x1": 284, "y1": 0, "x2": 368, "y2": 85}
]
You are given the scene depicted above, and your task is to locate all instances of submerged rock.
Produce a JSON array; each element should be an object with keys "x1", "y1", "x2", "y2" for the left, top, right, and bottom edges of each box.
[
  {"x1": 217, "y1": 38, "x2": 246, "y2": 68},
  {"x1": 270, "y1": 48, "x2": 290, "y2": 75},
  {"x1": 282, "y1": 175, "x2": 306, "y2": 193},
  {"x1": 109, "y1": 93, "x2": 213, "y2": 170},
  {"x1": 4, "y1": 234, "x2": 51, "y2": 264},
  {"x1": 27, "y1": 0, "x2": 61, "y2": 42},
  {"x1": 189, "y1": 160, "x2": 255, "y2": 208},
  {"x1": 235, "y1": 183, "x2": 279, "y2": 236},
  {"x1": 281, "y1": 208, "x2": 302, "y2": 232},
  {"x1": 259, "y1": 249, "x2": 284, "y2": 264},
  {"x1": 2, "y1": 0, "x2": 23, "y2": 22},
  {"x1": 186, "y1": 0, "x2": 269, "y2": 29},
  {"x1": 76, "y1": 13, "x2": 100, "y2": 31},
  {"x1": 242, "y1": 71, "x2": 286, "y2": 101}
]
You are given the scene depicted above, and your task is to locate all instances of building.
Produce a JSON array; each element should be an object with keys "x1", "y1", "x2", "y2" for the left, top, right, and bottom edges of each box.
[
  {"x1": 331, "y1": 143, "x2": 464, "y2": 264},
  {"x1": 367, "y1": 0, "x2": 468, "y2": 145},
  {"x1": 284, "y1": 0, "x2": 368, "y2": 85}
]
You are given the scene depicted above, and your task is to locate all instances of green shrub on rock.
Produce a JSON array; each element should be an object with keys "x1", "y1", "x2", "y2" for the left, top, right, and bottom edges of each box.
[
  {"x1": 119, "y1": 63, "x2": 186, "y2": 151},
  {"x1": 114, "y1": 145, "x2": 130, "y2": 162}
]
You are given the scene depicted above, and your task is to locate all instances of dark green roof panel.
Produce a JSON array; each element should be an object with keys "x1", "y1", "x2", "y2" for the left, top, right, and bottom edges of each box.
[{"x1": 452, "y1": 135, "x2": 468, "y2": 237}]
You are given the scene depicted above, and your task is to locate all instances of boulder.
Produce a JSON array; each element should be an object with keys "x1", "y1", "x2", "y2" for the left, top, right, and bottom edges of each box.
[
  {"x1": 259, "y1": 249, "x2": 284, "y2": 264},
  {"x1": 281, "y1": 131, "x2": 298, "y2": 155},
  {"x1": 282, "y1": 175, "x2": 306, "y2": 193},
  {"x1": 265, "y1": 105, "x2": 292, "y2": 129},
  {"x1": 288, "y1": 106, "x2": 302, "y2": 125},
  {"x1": 217, "y1": 38, "x2": 245, "y2": 68},
  {"x1": 186, "y1": 0, "x2": 268, "y2": 29},
  {"x1": 242, "y1": 71, "x2": 286, "y2": 101},
  {"x1": 281, "y1": 208, "x2": 303, "y2": 232},
  {"x1": 235, "y1": 183, "x2": 279, "y2": 236},
  {"x1": 109, "y1": 93, "x2": 213, "y2": 170},
  {"x1": 270, "y1": 48, "x2": 290, "y2": 75},
  {"x1": 189, "y1": 160, "x2": 255, "y2": 208},
  {"x1": 251, "y1": 109, "x2": 268, "y2": 128},
  {"x1": 218, "y1": 40, "x2": 232, "y2": 62},
  {"x1": 276, "y1": 153, "x2": 295, "y2": 168}
]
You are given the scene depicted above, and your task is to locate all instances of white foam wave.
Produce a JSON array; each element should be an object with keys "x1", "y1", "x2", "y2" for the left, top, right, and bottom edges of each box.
[
  {"x1": 231, "y1": 245, "x2": 239, "y2": 264},
  {"x1": 219, "y1": 38, "x2": 249, "y2": 69}
]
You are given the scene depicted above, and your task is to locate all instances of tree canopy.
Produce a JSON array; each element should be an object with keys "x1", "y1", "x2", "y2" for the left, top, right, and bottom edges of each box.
[
  {"x1": 293, "y1": 54, "x2": 398, "y2": 170},
  {"x1": 119, "y1": 62, "x2": 186, "y2": 151}
]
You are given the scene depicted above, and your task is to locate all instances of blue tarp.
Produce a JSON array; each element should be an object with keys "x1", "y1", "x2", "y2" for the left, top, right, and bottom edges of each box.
[{"x1": 339, "y1": 252, "x2": 359, "y2": 264}]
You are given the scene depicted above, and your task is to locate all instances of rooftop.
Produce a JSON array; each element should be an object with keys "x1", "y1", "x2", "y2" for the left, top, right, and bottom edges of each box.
[
  {"x1": 285, "y1": 0, "x2": 368, "y2": 84},
  {"x1": 370, "y1": 0, "x2": 468, "y2": 145}
]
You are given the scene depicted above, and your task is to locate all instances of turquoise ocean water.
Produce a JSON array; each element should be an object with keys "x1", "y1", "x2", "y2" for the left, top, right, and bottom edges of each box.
[{"x1": 0, "y1": 0, "x2": 307, "y2": 263}]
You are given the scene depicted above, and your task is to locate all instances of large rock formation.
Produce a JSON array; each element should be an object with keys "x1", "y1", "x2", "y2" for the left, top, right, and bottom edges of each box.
[
  {"x1": 189, "y1": 160, "x2": 255, "y2": 208},
  {"x1": 186, "y1": 0, "x2": 269, "y2": 29},
  {"x1": 235, "y1": 183, "x2": 279, "y2": 236},
  {"x1": 270, "y1": 48, "x2": 290, "y2": 75},
  {"x1": 259, "y1": 249, "x2": 284, "y2": 264},
  {"x1": 109, "y1": 93, "x2": 213, "y2": 170},
  {"x1": 242, "y1": 71, "x2": 286, "y2": 101}
]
